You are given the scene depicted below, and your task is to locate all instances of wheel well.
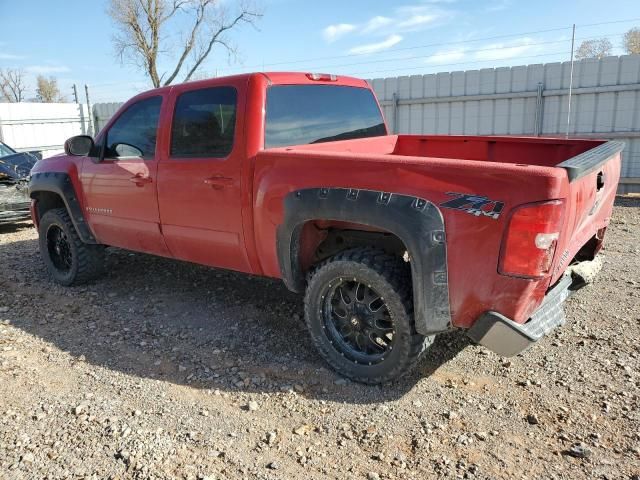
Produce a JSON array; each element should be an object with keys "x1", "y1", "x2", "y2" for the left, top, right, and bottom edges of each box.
[
  {"x1": 298, "y1": 220, "x2": 408, "y2": 274},
  {"x1": 277, "y1": 188, "x2": 450, "y2": 335},
  {"x1": 32, "y1": 191, "x2": 66, "y2": 220}
]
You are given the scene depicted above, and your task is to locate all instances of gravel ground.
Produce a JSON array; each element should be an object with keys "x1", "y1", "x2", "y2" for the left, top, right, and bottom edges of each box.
[{"x1": 0, "y1": 199, "x2": 639, "y2": 480}]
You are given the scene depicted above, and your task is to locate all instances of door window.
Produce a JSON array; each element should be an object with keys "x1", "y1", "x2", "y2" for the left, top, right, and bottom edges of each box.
[
  {"x1": 105, "y1": 96, "x2": 162, "y2": 159},
  {"x1": 170, "y1": 87, "x2": 237, "y2": 158}
]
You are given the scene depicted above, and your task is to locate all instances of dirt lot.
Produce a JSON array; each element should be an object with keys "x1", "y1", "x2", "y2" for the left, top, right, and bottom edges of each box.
[{"x1": 0, "y1": 199, "x2": 639, "y2": 480}]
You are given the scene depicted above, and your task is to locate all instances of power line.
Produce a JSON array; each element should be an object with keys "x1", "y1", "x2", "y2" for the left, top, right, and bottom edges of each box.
[
  {"x1": 85, "y1": 17, "x2": 640, "y2": 98},
  {"x1": 215, "y1": 17, "x2": 640, "y2": 73},
  {"x1": 287, "y1": 32, "x2": 627, "y2": 74},
  {"x1": 348, "y1": 51, "x2": 570, "y2": 77},
  {"x1": 90, "y1": 30, "x2": 628, "y2": 95},
  {"x1": 89, "y1": 81, "x2": 150, "y2": 90}
]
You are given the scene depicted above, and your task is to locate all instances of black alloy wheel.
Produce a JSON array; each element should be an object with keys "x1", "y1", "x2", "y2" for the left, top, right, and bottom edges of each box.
[
  {"x1": 46, "y1": 224, "x2": 73, "y2": 272},
  {"x1": 323, "y1": 279, "x2": 395, "y2": 365},
  {"x1": 38, "y1": 208, "x2": 105, "y2": 286},
  {"x1": 304, "y1": 248, "x2": 432, "y2": 384}
]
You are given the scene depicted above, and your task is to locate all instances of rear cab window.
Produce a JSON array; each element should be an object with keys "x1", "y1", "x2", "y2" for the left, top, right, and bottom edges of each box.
[
  {"x1": 265, "y1": 85, "x2": 386, "y2": 149},
  {"x1": 170, "y1": 87, "x2": 237, "y2": 158}
]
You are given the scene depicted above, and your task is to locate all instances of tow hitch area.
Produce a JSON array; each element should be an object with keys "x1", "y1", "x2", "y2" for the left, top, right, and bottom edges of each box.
[
  {"x1": 467, "y1": 257, "x2": 602, "y2": 357},
  {"x1": 568, "y1": 256, "x2": 603, "y2": 289}
]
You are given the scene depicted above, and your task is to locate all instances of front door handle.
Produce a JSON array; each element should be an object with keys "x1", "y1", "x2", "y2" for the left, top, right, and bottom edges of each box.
[
  {"x1": 129, "y1": 174, "x2": 153, "y2": 186},
  {"x1": 204, "y1": 175, "x2": 234, "y2": 189}
]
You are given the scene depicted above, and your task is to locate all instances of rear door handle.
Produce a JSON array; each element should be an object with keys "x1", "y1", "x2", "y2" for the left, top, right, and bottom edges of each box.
[
  {"x1": 129, "y1": 174, "x2": 153, "y2": 186},
  {"x1": 204, "y1": 175, "x2": 234, "y2": 188}
]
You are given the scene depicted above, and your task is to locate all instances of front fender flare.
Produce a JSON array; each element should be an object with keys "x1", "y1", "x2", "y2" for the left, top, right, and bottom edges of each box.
[
  {"x1": 276, "y1": 188, "x2": 451, "y2": 335},
  {"x1": 29, "y1": 172, "x2": 97, "y2": 244}
]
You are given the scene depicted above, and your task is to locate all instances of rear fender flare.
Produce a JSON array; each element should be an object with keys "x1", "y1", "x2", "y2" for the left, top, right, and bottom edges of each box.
[
  {"x1": 29, "y1": 172, "x2": 97, "y2": 244},
  {"x1": 276, "y1": 188, "x2": 451, "y2": 335}
]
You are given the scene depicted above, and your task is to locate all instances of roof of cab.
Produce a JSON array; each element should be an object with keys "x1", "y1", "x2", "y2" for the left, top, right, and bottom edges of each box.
[
  {"x1": 260, "y1": 72, "x2": 369, "y2": 88},
  {"x1": 127, "y1": 72, "x2": 370, "y2": 102}
]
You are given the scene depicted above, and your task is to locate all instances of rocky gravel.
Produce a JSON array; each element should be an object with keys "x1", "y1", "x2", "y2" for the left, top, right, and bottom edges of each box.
[{"x1": 0, "y1": 198, "x2": 639, "y2": 480}]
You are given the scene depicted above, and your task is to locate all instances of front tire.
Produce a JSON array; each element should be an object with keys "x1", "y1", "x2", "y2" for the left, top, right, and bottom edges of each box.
[
  {"x1": 38, "y1": 208, "x2": 105, "y2": 286},
  {"x1": 304, "y1": 248, "x2": 432, "y2": 384}
]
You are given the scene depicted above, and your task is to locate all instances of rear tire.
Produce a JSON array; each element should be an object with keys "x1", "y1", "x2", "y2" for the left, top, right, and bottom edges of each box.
[
  {"x1": 38, "y1": 208, "x2": 105, "y2": 286},
  {"x1": 304, "y1": 248, "x2": 432, "y2": 384}
]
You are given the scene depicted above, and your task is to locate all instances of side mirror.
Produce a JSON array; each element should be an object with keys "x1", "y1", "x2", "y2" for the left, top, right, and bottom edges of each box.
[{"x1": 64, "y1": 135, "x2": 94, "y2": 156}]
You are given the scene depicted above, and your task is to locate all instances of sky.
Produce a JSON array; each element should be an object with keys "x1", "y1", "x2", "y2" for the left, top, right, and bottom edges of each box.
[{"x1": 0, "y1": 0, "x2": 638, "y2": 103}]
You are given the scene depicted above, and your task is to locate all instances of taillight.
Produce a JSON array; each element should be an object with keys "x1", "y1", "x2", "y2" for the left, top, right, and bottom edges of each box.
[
  {"x1": 499, "y1": 200, "x2": 565, "y2": 278},
  {"x1": 306, "y1": 73, "x2": 338, "y2": 81}
]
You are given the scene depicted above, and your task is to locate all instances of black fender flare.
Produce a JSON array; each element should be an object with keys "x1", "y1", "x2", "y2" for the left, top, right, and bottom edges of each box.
[
  {"x1": 276, "y1": 188, "x2": 451, "y2": 335},
  {"x1": 29, "y1": 172, "x2": 97, "y2": 244}
]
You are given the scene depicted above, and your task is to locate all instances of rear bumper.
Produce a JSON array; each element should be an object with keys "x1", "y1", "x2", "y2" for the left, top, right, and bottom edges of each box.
[{"x1": 467, "y1": 257, "x2": 601, "y2": 356}]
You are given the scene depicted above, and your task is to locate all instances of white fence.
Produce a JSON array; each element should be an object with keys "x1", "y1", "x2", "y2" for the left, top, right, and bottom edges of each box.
[
  {"x1": 370, "y1": 55, "x2": 640, "y2": 194},
  {"x1": 93, "y1": 102, "x2": 122, "y2": 133},
  {"x1": 0, "y1": 103, "x2": 92, "y2": 158},
  {"x1": 0, "y1": 102, "x2": 119, "y2": 157}
]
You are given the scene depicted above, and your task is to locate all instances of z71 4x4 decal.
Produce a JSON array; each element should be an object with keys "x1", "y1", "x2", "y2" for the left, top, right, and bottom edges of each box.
[{"x1": 439, "y1": 192, "x2": 505, "y2": 220}]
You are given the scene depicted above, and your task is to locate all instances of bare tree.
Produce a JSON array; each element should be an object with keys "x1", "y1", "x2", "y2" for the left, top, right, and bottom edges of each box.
[
  {"x1": 0, "y1": 69, "x2": 27, "y2": 102},
  {"x1": 623, "y1": 27, "x2": 640, "y2": 55},
  {"x1": 575, "y1": 38, "x2": 612, "y2": 60},
  {"x1": 108, "y1": 0, "x2": 261, "y2": 88},
  {"x1": 36, "y1": 76, "x2": 63, "y2": 103}
]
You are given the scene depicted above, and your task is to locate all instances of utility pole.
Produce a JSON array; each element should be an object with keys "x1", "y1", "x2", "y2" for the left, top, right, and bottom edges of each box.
[
  {"x1": 84, "y1": 84, "x2": 94, "y2": 136},
  {"x1": 566, "y1": 24, "x2": 576, "y2": 139},
  {"x1": 73, "y1": 84, "x2": 86, "y2": 134}
]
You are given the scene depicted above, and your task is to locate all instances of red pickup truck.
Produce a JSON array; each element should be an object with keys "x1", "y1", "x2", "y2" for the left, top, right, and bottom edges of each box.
[{"x1": 28, "y1": 72, "x2": 621, "y2": 384}]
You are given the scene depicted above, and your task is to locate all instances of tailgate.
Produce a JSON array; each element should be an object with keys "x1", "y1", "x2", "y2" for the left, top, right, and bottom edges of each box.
[{"x1": 550, "y1": 141, "x2": 623, "y2": 283}]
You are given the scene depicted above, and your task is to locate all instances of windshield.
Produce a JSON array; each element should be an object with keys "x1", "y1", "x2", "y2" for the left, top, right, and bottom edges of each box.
[
  {"x1": 0, "y1": 142, "x2": 16, "y2": 157},
  {"x1": 265, "y1": 85, "x2": 386, "y2": 148}
]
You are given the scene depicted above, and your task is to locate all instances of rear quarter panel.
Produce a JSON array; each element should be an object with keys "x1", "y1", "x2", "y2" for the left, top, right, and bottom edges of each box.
[{"x1": 252, "y1": 141, "x2": 568, "y2": 328}]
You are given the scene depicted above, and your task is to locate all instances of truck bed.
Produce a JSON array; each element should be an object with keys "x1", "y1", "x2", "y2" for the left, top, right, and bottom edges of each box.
[
  {"x1": 256, "y1": 134, "x2": 622, "y2": 329},
  {"x1": 270, "y1": 134, "x2": 611, "y2": 173}
]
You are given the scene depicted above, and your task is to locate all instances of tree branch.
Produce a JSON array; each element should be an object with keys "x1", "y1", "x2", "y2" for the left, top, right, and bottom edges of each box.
[
  {"x1": 108, "y1": 0, "x2": 262, "y2": 88},
  {"x1": 160, "y1": 0, "x2": 188, "y2": 21},
  {"x1": 182, "y1": 9, "x2": 260, "y2": 82},
  {"x1": 0, "y1": 69, "x2": 26, "y2": 102},
  {"x1": 163, "y1": 0, "x2": 210, "y2": 86}
]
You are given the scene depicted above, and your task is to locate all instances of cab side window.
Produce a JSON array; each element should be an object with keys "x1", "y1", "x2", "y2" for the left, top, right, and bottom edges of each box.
[
  {"x1": 170, "y1": 87, "x2": 237, "y2": 158},
  {"x1": 105, "y1": 96, "x2": 162, "y2": 159}
]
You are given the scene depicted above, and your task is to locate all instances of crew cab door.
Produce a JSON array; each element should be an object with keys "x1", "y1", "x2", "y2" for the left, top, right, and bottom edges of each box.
[
  {"x1": 156, "y1": 81, "x2": 251, "y2": 272},
  {"x1": 79, "y1": 95, "x2": 170, "y2": 256}
]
